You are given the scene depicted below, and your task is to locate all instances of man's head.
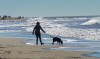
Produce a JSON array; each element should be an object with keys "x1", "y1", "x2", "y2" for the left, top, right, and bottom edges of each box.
[{"x1": 37, "y1": 22, "x2": 40, "y2": 25}]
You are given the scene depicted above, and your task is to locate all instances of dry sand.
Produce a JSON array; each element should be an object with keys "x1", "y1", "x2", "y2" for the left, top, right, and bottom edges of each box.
[{"x1": 0, "y1": 38, "x2": 98, "y2": 59}]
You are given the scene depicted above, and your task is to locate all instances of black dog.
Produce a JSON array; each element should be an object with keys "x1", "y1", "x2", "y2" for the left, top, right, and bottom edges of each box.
[{"x1": 52, "y1": 37, "x2": 63, "y2": 45}]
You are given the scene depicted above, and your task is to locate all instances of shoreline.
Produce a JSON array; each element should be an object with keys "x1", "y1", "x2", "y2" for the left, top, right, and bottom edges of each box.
[{"x1": 0, "y1": 38, "x2": 99, "y2": 59}]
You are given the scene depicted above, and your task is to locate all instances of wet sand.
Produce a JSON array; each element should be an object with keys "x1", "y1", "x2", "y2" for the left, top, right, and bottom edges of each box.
[{"x1": 0, "y1": 38, "x2": 99, "y2": 59}]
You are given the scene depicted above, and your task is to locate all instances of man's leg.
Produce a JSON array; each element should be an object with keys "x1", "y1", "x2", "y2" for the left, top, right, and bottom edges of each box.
[
  {"x1": 36, "y1": 34, "x2": 38, "y2": 45},
  {"x1": 38, "y1": 34, "x2": 44, "y2": 45}
]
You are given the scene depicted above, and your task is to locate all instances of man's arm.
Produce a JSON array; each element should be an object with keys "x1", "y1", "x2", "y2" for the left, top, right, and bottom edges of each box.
[
  {"x1": 32, "y1": 26, "x2": 36, "y2": 35},
  {"x1": 40, "y1": 26, "x2": 45, "y2": 33}
]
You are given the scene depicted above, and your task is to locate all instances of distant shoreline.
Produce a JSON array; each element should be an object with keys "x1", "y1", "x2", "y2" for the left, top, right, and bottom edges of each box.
[
  {"x1": 0, "y1": 18, "x2": 24, "y2": 20},
  {"x1": 0, "y1": 15, "x2": 24, "y2": 20}
]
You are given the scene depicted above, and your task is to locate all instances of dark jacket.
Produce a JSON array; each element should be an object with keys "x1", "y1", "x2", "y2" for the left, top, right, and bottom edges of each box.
[{"x1": 33, "y1": 24, "x2": 45, "y2": 34}]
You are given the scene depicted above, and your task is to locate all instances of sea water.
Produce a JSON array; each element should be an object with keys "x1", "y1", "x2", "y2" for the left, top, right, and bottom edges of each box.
[
  {"x1": 0, "y1": 17, "x2": 100, "y2": 57},
  {"x1": 84, "y1": 52, "x2": 100, "y2": 58}
]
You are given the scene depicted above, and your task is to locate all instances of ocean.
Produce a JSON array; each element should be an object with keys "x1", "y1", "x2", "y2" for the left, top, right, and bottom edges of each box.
[{"x1": 0, "y1": 16, "x2": 100, "y2": 57}]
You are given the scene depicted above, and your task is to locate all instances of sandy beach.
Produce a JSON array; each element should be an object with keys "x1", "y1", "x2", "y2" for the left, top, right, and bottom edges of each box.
[{"x1": 0, "y1": 38, "x2": 98, "y2": 59}]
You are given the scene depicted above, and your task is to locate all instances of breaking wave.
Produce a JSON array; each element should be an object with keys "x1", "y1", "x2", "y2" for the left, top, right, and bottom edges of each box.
[{"x1": 81, "y1": 17, "x2": 100, "y2": 25}]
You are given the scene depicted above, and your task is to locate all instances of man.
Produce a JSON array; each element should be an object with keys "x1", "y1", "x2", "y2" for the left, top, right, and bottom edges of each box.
[{"x1": 32, "y1": 22, "x2": 45, "y2": 45}]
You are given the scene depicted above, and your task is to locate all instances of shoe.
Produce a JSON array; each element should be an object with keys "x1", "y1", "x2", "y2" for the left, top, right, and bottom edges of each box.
[{"x1": 41, "y1": 43, "x2": 44, "y2": 45}]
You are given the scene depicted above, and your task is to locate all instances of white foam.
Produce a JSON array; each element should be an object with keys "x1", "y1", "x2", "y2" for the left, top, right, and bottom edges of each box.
[
  {"x1": 0, "y1": 17, "x2": 100, "y2": 40},
  {"x1": 26, "y1": 43, "x2": 35, "y2": 45},
  {"x1": 81, "y1": 17, "x2": 100, "y2": 25},
  {"x1": 66, "y1": 39, "x2": 78, "y2": 42},
  {"x1": 25, "y1": 27, "x2": 33, "y2": 32},
  {"x1": 59, "y1": 47, "x2": 68, "y2": 48}
]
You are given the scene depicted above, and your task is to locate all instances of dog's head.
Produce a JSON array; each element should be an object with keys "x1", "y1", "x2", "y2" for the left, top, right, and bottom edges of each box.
[{"x1": 61, "y1": 40, "x2": 63, "y2": 45}]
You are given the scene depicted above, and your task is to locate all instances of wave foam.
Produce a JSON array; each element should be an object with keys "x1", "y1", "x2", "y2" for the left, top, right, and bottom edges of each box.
[
  {"x1": 26, "y1": 43, "x2": 35, "y2": 45},
  {"x1": 81, "y1": 17, "x2": 100, "y2": 25}
]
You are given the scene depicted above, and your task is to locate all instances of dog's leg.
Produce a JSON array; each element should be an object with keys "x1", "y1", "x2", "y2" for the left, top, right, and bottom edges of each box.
[
  {"x1": 59, "y1": 42, "x2": 60, "y2": 45},
  {"x1": 52, "y1": 41, "x2": 54, "y2": 45},
  {"x1": 57, "y1": 42, "x2": 59, "y2": 45}
]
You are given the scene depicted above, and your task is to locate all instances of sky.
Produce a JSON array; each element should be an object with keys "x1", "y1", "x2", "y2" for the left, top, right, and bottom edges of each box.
[{"x1": 0, "y1": 0, "x2": 100, "y2": 17}]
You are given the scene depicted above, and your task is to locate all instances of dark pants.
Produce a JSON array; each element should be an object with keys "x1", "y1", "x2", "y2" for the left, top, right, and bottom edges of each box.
[{"x1": 35, "y1": 34, "x2": 43, "y2": 45}]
